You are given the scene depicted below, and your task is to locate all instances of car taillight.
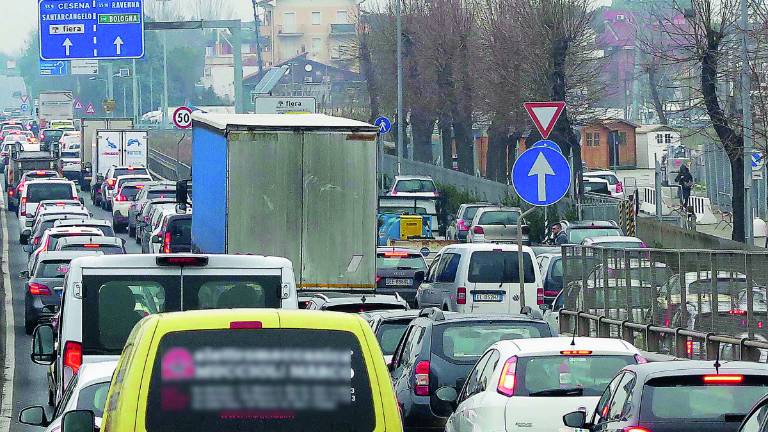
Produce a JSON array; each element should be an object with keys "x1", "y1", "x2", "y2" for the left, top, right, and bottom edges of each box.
[
  {"x1": 63, "y1": 341, "x2": 82, "y2": 373},
  {"x1": 28, "y1": 283, "x2": 51, "y2": 296},
  {"x1": 472, "y1": 226, "x2": 484, "y2": 234},
  {"x1": 115, "y1": 194, "x2": 126, "y2": 202},
  {"x1": 561, "y1": 350, "x2": 593, "y2": 355},
  {"x1": 497, "y1": 356, "x2": 517, "y2": 396},
  {"x1": 163, "y1": 231, "x2": 172, "y2": 254},
  {"x1": 83, "y1": 244, "x2": 101, "y2": 248},
  {"x1": 537, "y1": 287, "x2": 544, "y2": 305},
  {"x1": 616, "y1": 182, "x2": 624, "y2": 193},
  {"x1": 230, "y1": 321, "x2": 263, "y2": 329},
  {"x1": 729, "y1": 309, "x2": 747, "y2": 315},
  {"x1": 623, "y1": 428, "x2": 651, "y2": 432},
  {"x1": 703, "y1": 374, "x2": 744, "y2": 383},
  {"x1": 414, "y1": 360, "x2": 430, "y2": 396},
  {"x1": 8, "y1": 189, "x2": 13, "y2": 196},
  {"x1": 457, "y1": 219, "x2": 467, "y2": 231},
  {"x1": 686, "y1": 339, "x2": 693, "y2": 357},
  {"x1": 375, "y1": 276, "x2": 382, "y2": 284},
  {"x1": 20, "y1": 197, "x2": 26, "y2": 215},
  {"x1": 634, "y1": 354, "x2": 648, "y2": 364},
  {"x1": 457, "y1": 287, "x2": 467, "y2": 304},
  {"x1": 107, "y1": 178, "x2": 116, "y2": 189}
]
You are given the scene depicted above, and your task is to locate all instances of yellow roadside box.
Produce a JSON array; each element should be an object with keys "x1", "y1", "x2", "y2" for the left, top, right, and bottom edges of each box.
[{"x1": 400, "y1": 215, "x2": 423, "y2": 239}]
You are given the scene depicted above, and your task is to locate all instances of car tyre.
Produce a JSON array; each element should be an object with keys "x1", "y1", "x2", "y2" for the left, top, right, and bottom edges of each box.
[{"x1": 24, "y1": 318, "x2": 35, "y2": 335}]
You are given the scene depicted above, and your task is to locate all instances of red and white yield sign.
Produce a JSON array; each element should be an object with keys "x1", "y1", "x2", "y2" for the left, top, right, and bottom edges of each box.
[
  {"x1": 524, "y1": 101, "x2": 565, "y2": 139},
  {"x1": 173, "y1": 106, "x2": 193, "y2": 129}
]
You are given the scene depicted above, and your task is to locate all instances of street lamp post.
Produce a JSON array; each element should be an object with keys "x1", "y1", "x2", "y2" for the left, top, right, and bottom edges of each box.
[
  {"x1": 396, "y1": 0, "x2": 403, "y2": 174},
  {"x1": 740, "y1": 0, "x2": 754, "y2": 245}
]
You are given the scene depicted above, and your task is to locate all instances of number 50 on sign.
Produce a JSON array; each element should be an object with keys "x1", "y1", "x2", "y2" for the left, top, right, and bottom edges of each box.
[{"x1": 173, "y1": 106, "x2": 193, "y2": 129}]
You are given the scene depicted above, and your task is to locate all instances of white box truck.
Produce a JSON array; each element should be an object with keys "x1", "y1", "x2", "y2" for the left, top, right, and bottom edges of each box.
[
  {"x1": 91, "y1": 129, "x2": 149, "y2": 197},
  {"x1": 80, "y1": 118, "x2": 133, "y2": 187},
  {"x1": 38, "y1": 91, "x2": 73, "y2": 127}
]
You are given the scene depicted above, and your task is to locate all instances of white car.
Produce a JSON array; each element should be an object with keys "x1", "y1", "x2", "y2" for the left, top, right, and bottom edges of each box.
[
  {"x1": 18, "y1": 361, "x2": 116, "y2": 431},
  {"x1": 59, "y1": 136, "x2": 82, "y2": 182},
  {"x1": 466, "y1": 206, "x2": 528, "y2": 244},
  {"x1": 583, "y1": 170, "x2": 625, "y2": 198},
  {"x1": 581, "y1": 235, "x2": 645, "y2": 248},
  {"x1": 443, "y1": 337, "x2": 643, "y2": 432},
  {"x1": 30, "y1": 253, "x2": 299, "y2": 405},
  {"x1": 111, "y1": 179, "x2": 151, "y2": 231},
  {"x1": 388, "y1": 175, "x2": 438, "y2": 198},
  {"x1": 101, "y1": 165, "x2": 150, "y2": 209},
  {"x1": 415, "y1": 243, "x2": 543, "y2": 314},
  {"x1": 18, "y1": 180, "x2": 79, "y2": 243}
]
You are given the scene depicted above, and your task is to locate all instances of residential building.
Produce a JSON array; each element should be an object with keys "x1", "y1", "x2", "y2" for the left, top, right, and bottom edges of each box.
[
  {"x1": 580, "y1": 119, "x2": 639, "y2": 169},
  {"x1": 635, "y1": 124, "x2": 681, "y2": 169},
  {"x1": 270, "y1": 0, "x2": 358, "y2": 68}
]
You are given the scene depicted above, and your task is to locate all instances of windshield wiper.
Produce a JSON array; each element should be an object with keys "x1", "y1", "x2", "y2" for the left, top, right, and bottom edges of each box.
[{"x1": 528, "y1": 387, "x2": 584, "y2": 397}]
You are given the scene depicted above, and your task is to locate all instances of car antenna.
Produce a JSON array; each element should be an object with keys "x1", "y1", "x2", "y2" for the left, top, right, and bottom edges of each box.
[
  {"x1": 570, "y1": 319, "x2": 577, "y2": 346},
  {"x1": 714, "y1": 343, "x2": 721, "y2": 374}
]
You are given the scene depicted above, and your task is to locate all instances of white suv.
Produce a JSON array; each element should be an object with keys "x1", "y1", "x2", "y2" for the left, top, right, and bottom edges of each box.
[
  {"x1": 388, "y1": 175, "x2": 438, "y2": 198},
  {"x1": 583, "y1": 170, "x2": 624, "y2": 198},
  {"x1": 30, "y1": 253, "x2": 299, "y2": 405},
  {"x1": 18, "y1": 180, "x2": 78, "y2": 243},
  {"x1": 415, "y1": 243, "x2": 543, "y2": 314},
  {"x1": 443, "y1": 337, "x2": 643, "y2": 432},
  {"x1": 100, "y1": 165, "x2": 149, "y2": 209}
]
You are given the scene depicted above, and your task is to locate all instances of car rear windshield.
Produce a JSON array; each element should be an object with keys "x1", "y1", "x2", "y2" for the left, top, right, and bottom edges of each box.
[
  {"x1": 585, "y1": 174, "x2": 618, "y2": 185},
  {"x1": 121, "y1": 186, "x2": 143, "y2": 201},
  {"x1": 114, "y1": 168, "x2": 148, "y2": 177},
  {"x1": 81, "y1": 274, "x2": 283, "y2": 355},
  {"x1": 148, "y1": 189, "x2": 175, "y2": 200},
  {"x1": 61, "y1": 245, "x2": 125, "y2": 254},
  {"x1": 76, "y1": 381, "x2": 110, "y2": 418},
  {"x1": 434, "y1": 321, "x2": 551, "y2": 363},
  {"x1": 477, "y1": 210, "x2": 520, "y2": 225},
  {"x1": 43, "y1": 130, "x2": 63, "y2": 140},
  {"x1": 568, "y1": 228, "x2": 623, "y2": 244},
  {"x1": 50, "y1": 233, "x2": 100, "y2": 250},
  {"x1": 394, "y1": 179, "x2": 436, "y2": 193},
  {"x1": 35, "y1": 261, "x2": 70, "y2": 278},
  {"x1": 517, "y1": 355, "x2": 635, "y2": 396},
  {"x1": 61, "y1": 151, "x2": 79, "y2": 158},
  {"x1": 640, "y1": 375, "x2": 768, "y2": 421},
  {"x1": 377, "y1": 320, "x2": 413, "y2": 355},
  {"x1": 167, "y1": 218, "x2": 191, "y2": 244},
  {"x1": 325, "y1": 303, "x2": 408, "y2": 313},
  {"x1": 26, "y1": 183, "x2": 73, "y2": 202},
  {"x1": 467, "y1": 251, "x2": 536, "y2": 283},
  {"x1": 146, "y1": 329, "x2": 375, "y2": 432},
  {"x1": 376, "y1": 253, "x2": 426, "y2": 270},
  {"x1": 463, "y1": 206, "x2": 483, "y2": 221}
]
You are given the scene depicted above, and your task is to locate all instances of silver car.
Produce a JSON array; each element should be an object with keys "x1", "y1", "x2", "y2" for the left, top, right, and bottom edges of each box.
[{"x1": 466, "y1": 206, "x2": 529, "y2": 244}]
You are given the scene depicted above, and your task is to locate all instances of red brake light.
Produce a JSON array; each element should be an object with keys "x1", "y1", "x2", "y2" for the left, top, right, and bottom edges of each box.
[
  {"x1": 457, "y1": 287, "x2": 467, "y2": 304},
  {"x1": 457, "y1": 219, "x2": 467, "y2": 230},
  {"x1": 472, "y1": 226, "x2": 484, "y2": 234},
  {"x1": 729, "y1": 309, "x2": 747, "y2": 315},
  {"x1": 383, "y1": 251, "x2": 408, "y2": 257},
  {"x1": 28, "y1": 283, "x2": 51, "y2": 296},
  {"x1": 63, "y1": 341, "x2": 82, "y2": 373},
  {"x1": 115, "y1": 194, "x2": 126, "y2": 202},
  {"x1": 156, "y1": 256, "x2": 209, "y2": 266},
  {"x1": 703, "y1": 375, "x2": 744, "y2": 383},
  {"x1": 497, "y1": 356, "x2": 517, "y2": 396},
  {"x1": 623, "y1": 428, "x2": 651, "y2": 432},
  {"x1": 20, "y1": 197, "x2": 27, "y2": 215},
  {"x1": 8, "y1": 189, "x2": 13, "y2": 196},
  {"x1": 35, "y1": 171, "x2": 45, "y2": 175},
  {"x1": 414, "y1": 360, "x2": 430, "y2": 396},
  {"x1": 375, "y1": 276, "x2": 382, "y2": 284},
  {"x1": 686, "y1": 340, "x2": 693, "y2": 357},
  {"x1": 107, "y1": 178, "x2": 116, "y2": 188},
  {"x1": 616, "y1": 182, "x2": 624, "y2": 193},
  {"x1": 561, "y1": 350, "x2": 593, "y2": 355},
  {"x1": 83, "y1": 244, "x2": 101, "y2": 248},
  {"x1": 537, "y1": 287, "x2": 544, "y2": 305},
  {"x1": 230, "y1": 321, "x2": 263, "y2": 329},
  {"x1": 163, "y1": 231, "x2": 172, "y2": 254}
]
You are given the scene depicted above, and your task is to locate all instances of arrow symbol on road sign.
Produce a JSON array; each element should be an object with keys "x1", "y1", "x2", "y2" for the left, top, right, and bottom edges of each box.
[
  {"x1": 62, "y1": 38, "x2": 73, "y2": 56},
  {"x1": 528, "y1": 152, "x2": 555, "y2": 202},
  {"x1": 114, "y1": 37, "x2": 123, "y2": 55}
]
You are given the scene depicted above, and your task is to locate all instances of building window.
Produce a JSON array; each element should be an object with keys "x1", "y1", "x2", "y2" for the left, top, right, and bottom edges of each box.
[
  {"x1": 331, "y1": 46, "x2": 340, "y2": 59},
  {"x1": 312, "y1": 12, "x2": 321, "y2": 25},
  {"x1": 656, "y1": 134, "x2": 663, "y2": 144},
  {"x1": 664, "y1": 133, "x2": 672, "y2": 144},
  {"x1": 336, "y1": 10, "x2": 348, "y2": 23},
  {"x1": 586, "y1": 132, "x2": 600, "y2": 147},
  {"x1": 312, "y1": 38, "x2": 322, "y2": 56},
  {"x1": 283, "y1": 12, "x2": 296, "y2": 33},
  {"x1": 617, "y1": 131, "x2": 627, "y2": 146}
]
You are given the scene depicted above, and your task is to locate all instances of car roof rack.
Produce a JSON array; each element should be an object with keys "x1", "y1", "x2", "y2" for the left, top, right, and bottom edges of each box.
[{"x1": 418, "y1": 307, "x2": 445, "y2": 321}]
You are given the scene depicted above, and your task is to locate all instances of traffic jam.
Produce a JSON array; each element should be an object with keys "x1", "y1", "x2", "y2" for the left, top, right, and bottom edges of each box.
[{"x1": 0, "y1": 109, "x2": 763, "y2": 432}]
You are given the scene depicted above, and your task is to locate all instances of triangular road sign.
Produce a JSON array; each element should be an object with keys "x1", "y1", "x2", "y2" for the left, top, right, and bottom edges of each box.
[
  {"x1": 84, "y1": 103, "x2": 96, "y2": 115},
  {"x1": 524, "y1": 101, "x2": 566, "y2": 139},
  {"x1": 20, "y1": 95, "x2": 29, "y2": 104},
  {"x1": 73, "y1": 99, "x2": 84, "y2": 110}
]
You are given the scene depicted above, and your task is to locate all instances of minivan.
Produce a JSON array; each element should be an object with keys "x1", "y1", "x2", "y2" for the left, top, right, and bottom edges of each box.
[
  {"x1": 415, "y1": 243, "x2": 543, "y2": 314},
  {"x1": 45, "y1": 309, "x2": 403, "y2": 432},
  {"x1": 31, "y1": 253, "x2": 298, "y2": 405},
  {"x1": 18, "y1": 179, "x2": 79, "y2": 243}
]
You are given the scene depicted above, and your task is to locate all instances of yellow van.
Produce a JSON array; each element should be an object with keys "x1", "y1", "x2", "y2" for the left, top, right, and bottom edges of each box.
[{"x1": 57, "y1": 309, "x2": 403, "y2": 432}]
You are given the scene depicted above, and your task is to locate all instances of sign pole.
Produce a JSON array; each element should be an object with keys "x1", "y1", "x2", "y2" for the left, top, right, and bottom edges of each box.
[
  {"x1": 517, "y1": 206, "x2": 537, "y2": 310},
  {"x1": 132, "y1": 59, "x2": 138, "y2": 123}
]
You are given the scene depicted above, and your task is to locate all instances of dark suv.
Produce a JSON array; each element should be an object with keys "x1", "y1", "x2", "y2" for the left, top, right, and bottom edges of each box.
[
  {"x1": 389, "y1": 308, "x2": 553, "y2": 431},
  {"x1": 157, "y1": 214, "x2": 191, "y2": 253}
]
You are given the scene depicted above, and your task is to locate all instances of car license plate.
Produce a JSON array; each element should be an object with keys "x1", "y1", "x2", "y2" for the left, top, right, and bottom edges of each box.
[
  {"x1": 386, "y1": 278, "x2": 412, "y2": 286},
  {"x1": 473, "y1": 292, "x2": 503, "y2": 302}
]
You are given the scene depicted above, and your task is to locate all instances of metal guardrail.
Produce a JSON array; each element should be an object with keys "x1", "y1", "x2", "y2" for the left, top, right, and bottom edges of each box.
[{"x1": 148, "y1": 149, "x2": 190, "y2": 181}]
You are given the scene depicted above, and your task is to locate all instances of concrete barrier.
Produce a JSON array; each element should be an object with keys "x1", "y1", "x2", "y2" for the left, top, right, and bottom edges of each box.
[
  {"x1": 638, "y1": 187, "x2": 674, "y2": 216},
  {"x1": 689, "y1": 196, "x2": 718, "y2": 225}
]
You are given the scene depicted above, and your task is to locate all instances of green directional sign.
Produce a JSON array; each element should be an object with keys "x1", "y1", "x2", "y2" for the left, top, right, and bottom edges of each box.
[{"x1": 98, "y1": 14, "x2": 141, "y2": 25}]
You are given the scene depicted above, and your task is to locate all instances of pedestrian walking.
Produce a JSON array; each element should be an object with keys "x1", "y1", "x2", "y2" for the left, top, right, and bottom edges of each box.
[{"x1": 675, "y1": 164, "x2": 694, "y2": 208}]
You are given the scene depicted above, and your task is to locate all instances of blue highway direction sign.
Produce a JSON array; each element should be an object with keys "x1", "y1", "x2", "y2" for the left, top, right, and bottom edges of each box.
[
  {"x1": 374, "y1": 116, "x2": 392, "y2": 134},
  {"x1": 39, "y1": 0, "x2": 145, "y2": 60},
  {"x1": 39, "y1": 60, "x2": 69, "y2": 76},
  {"x1": 512, "y1": 146, "x2": 571, "y2": 206}
]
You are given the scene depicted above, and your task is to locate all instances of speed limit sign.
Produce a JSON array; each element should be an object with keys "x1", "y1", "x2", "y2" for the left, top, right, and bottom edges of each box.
[{"x1": 173, "y1": 106, "x2": 193, "y2": 129}]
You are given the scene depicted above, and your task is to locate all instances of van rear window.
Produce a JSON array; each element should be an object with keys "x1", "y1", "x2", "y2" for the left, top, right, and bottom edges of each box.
[
  {"x1": 146, "y1": 329, "x2": 375, "y2": 432},
  {"x1": 82, "y1": 275, "x2": 283, "y2": 355},
  {"x1": 468, "y1": 251, "x2": 535, "y2": 283}
]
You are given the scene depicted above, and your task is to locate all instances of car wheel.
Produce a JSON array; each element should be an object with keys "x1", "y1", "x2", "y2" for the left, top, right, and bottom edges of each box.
[{"x1": 24, "y1": 319, "x2": 35, "y2": 335}]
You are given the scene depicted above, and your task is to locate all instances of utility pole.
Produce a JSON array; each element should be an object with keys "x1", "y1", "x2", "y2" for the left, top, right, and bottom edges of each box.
[
  {"x1": 132, "y1": 59, "x2": 138, "y2": 123},
  {"x1": 252, "y1": 0, "x2": 264, "y2": 76},
  {"x1": 106, "y1": 63, "x2": 114, "y2": 118},
  {"x1": 741, "y1": 0, "x2": 754, "y2": 245},
  {"x1": 396, "y1": 0, "x2": 403, "y2": 174}
]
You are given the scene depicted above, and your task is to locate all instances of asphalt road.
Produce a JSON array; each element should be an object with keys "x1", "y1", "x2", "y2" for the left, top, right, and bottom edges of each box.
[{"x1": 5, "y1": 186, "x2": 140, "y2": 432}]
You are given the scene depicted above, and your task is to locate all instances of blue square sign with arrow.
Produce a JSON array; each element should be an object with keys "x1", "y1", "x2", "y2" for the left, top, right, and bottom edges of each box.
[
  {"x1": 512, "y1": 145, "x2": 571, "y2": 206},
  {"x1": 38, "y1": 0, "x2": 145, "y2": 60}
]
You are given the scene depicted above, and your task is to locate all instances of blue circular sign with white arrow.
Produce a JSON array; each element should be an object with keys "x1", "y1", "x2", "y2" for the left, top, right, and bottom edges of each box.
[
  {"x1": 531, "y1": 139, "x2": 562, "y2": 153},
  {"x1": 752, "y1": 151, "x2": 764, "y2": 171},
  {"x1": 374, "y1": 116, "x2": 392, "y2": 134},
  {"x1": 512, "y1": 146, "x2": 571, "y2": 206}
]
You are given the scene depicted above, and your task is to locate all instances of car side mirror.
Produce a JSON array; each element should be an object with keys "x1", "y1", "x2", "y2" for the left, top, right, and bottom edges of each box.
[
  {"x1": 61, "y1": 410, "x2": 96, "y2": 432},
  {"x1": 18, "y1": 270, "x2": 29, "y2": 279},
  {"x1": 18, "y1": 406, "x2": 48, "y2": 427},
  {"x1": 563, "y1": 411, "x2": 587, "y2": 429},
  {"x1": 31, "y1": 324, "x2": 55, "y2": 365}
]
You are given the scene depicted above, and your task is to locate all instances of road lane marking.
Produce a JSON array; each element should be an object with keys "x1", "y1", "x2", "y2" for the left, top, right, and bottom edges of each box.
[{"x1": 0, "y1": 199, "x2": 13, "y2": 432}]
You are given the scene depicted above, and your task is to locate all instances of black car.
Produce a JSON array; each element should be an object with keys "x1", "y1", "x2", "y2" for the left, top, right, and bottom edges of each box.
[
  {"x1": 155, "y1": 213, "x2": 192, "y2": 253},
  {"x1": 390, "y1": 308, "x2": 553, "y2": 431},
  {"x1": 738, "y1": 393, "x2": 768, "y2": 432},
  {"x1": 306, "y1": 292, "x2": 409, "y2": 312},
  {"x1": 376, "y1": 247, "x2": 427, "y2": 306},
  {"x1": 563, "y1": 360, "x2": 768, "y2": 432}
]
